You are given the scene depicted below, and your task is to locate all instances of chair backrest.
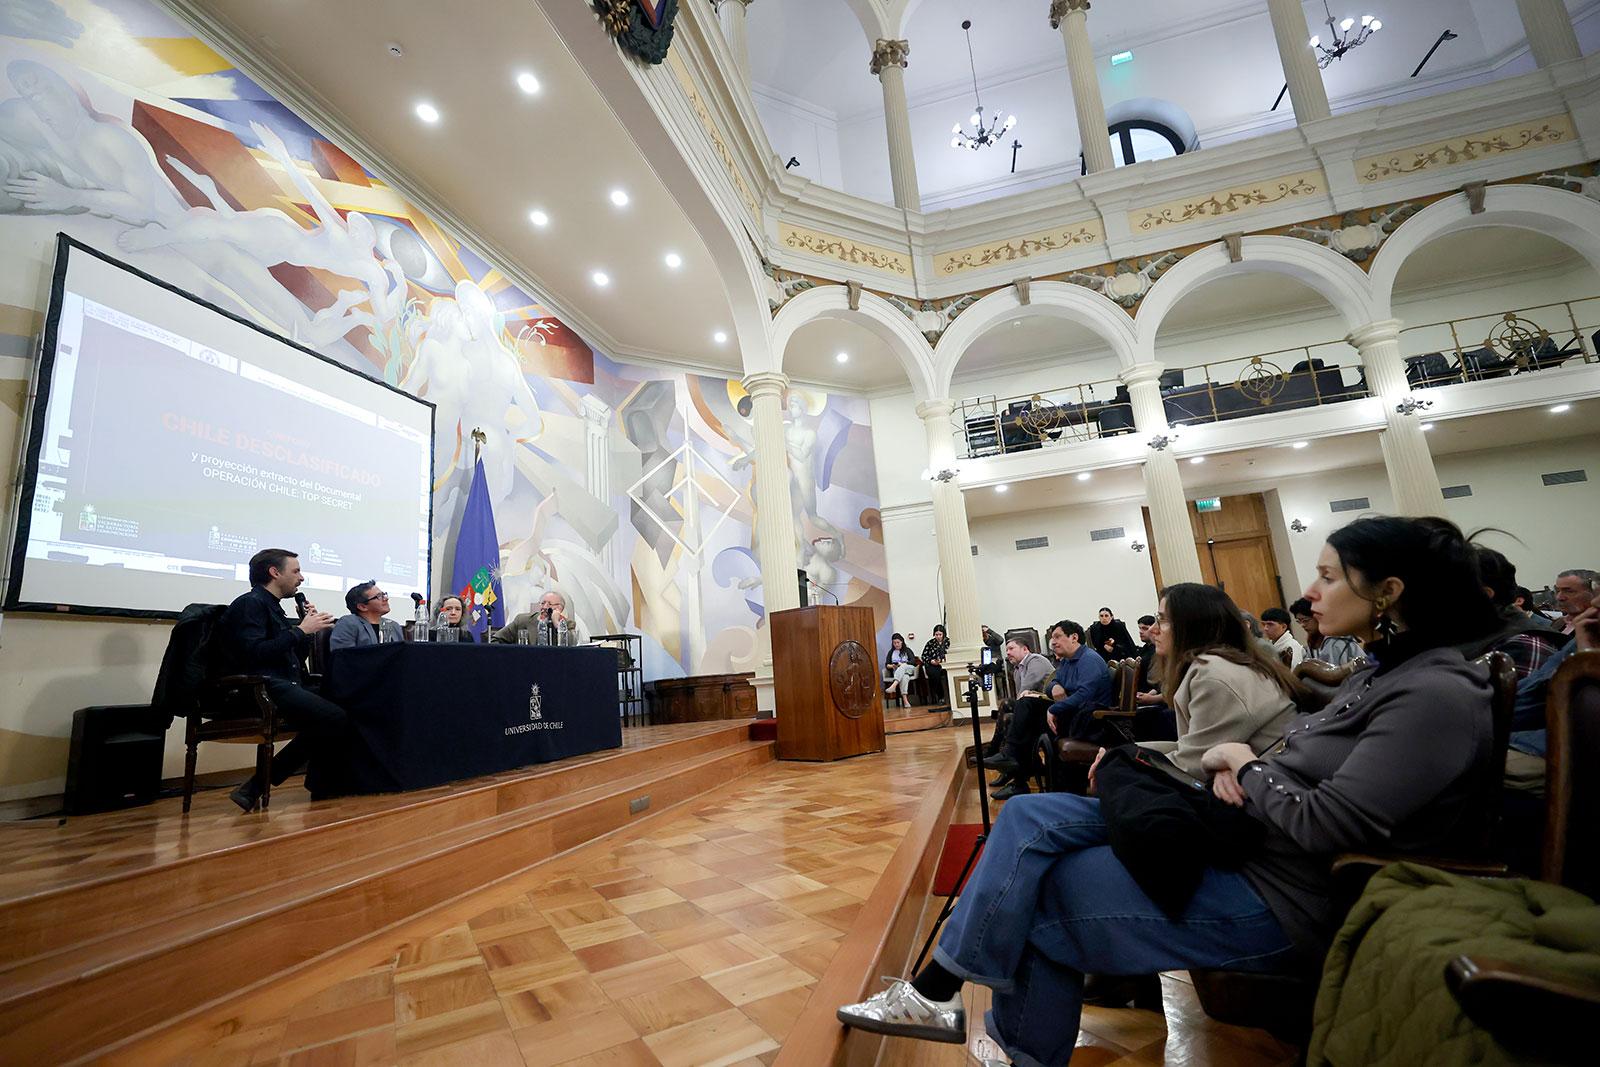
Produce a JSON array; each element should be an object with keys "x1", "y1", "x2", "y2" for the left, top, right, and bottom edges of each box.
[
  {"x1": 1293, "y1": 657, "x2": 1365, "y2": 709},
  {"x1": 1003, "y1": 627, "x2": 1040, "y2": 654},
  {"x1": 1543, "y1": 650, "x2": 1600, "y2": 898},
  {"x1": 1117, "y1": 657, "x2": 1140, "y2": 713},
  {"x1": 1278, "y1": 647, "x2": 1294, "y2": 667},
  {"x1": 1472, "y1": 651, "x2": 1518, "y2": 857}
]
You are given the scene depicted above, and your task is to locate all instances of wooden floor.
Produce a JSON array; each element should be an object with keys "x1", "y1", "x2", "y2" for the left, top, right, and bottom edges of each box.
[{"x1": 96, "y1": 728, "x2": 1300, "y2": 1067}]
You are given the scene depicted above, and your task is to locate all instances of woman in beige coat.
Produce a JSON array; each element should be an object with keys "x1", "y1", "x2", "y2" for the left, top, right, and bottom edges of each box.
[{"x1": 1141, "y1": 583, "x2": 1305, "y2": 778}]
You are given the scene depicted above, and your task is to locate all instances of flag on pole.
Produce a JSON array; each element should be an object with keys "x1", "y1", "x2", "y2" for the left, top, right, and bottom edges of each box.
[{"x1": 451, "y1": 457, "x2": 503, "y2": 640}]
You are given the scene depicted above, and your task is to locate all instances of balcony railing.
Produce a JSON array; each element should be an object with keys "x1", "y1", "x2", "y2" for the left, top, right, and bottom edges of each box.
[
  {"x1": 955, "y1": 298, "x2": 1599, "y2": 459},
  {"x1": 1397, "y1": 297, "x2": 1600, "y2": 389}
]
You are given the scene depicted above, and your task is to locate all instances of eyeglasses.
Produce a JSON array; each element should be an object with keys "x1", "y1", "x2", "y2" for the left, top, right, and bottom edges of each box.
[{"x1": 362, "y1": 590, "x2": 390, "y2": 604}]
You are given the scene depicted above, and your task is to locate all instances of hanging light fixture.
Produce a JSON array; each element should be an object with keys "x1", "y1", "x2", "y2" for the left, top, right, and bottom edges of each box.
[
  {"x1": 1308, "y1": 1, "x2": 1382, "y2": 68},
  {"x1": 950, "y1": 19, "x2": 1015, "y2": 151}
]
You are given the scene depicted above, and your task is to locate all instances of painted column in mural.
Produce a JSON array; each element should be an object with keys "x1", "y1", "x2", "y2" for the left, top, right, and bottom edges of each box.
[
  {"x1": 581, "y1": 393, "x2": 615, "y2": 578},
  {"x1": 742, "y1": 372, "x2": 801, "y2": 614},
  {"x1": 1122, "y1": 364, "x2": 1204, "y2": 585}
]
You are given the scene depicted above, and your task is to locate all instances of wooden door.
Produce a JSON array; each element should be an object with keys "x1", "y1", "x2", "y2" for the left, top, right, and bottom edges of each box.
[{"x1": 1204, "y1": 537, "x2": 1280, "y2": 618}]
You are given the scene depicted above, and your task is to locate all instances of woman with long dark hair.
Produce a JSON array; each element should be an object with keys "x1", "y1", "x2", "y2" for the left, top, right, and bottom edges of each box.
[
  {"x1": 1141, "y1": 583, "x2": 1303, "y2": 778},
  {"x1": 884, "y1": 632, "x2": 918, "y2": 708},
  {"x1": 837, "y1": 517, "x2": 1502, "y2": 1065}
]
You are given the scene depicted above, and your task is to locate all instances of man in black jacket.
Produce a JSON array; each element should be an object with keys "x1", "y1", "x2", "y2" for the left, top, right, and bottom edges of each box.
[{"x1": 215, "y1": 548, "x2": 339, "y2": 812}]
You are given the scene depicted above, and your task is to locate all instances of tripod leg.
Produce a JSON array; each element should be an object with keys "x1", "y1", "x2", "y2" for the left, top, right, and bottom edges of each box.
[{"x1": 911, "y1": 833, "x2": 986, "y2": 973}]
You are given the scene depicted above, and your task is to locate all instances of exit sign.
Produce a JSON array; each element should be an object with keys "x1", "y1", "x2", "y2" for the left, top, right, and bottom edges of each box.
[
  {"x1": 1195, "y1": 497, "x2": 1223, "y2": 512},
  {"x1": 1111, "y1": 50, "x2": 1134, "y2": 66}
]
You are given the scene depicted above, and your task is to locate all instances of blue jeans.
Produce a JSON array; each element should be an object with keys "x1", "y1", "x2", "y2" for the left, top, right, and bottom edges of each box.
[{"x1": 933, "y1": 793, "x2": 1295, "y2": 1067}]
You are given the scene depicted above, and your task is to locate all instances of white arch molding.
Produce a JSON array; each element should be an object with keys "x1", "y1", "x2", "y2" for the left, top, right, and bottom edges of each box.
[
  {"x1": 1367, "y1": 183, "x2": 1600, "y2": 320},
  {"x1": 1133, "y1": 235, "x2": 1382, "y2": 361},
  {"x1": 931, "y1": 281, "x2": 1140, "y2": 397},
  {"x1": 767, "y1": 285, "x2": 940, "y2": 400}
]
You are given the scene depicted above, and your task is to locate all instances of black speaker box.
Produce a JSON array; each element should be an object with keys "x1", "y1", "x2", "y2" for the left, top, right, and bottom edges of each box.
[{"x1": 64, "y1": 704, "x2": 167, "y2": 815}]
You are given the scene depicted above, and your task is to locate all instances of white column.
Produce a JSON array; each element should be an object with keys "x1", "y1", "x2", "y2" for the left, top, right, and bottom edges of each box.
[
  {"x1": 870, "y1": 39, "x2": 921, "y2": 211},
  {"x1": 1121, "y1": 365, "x2": 1204, "y2": 586},
  {"x1": 718, "y1": 0, "x2": 754, "y2": 85},
  {"x1": 742, "y1": 373, "x2": 801, "y2": 614},
  {"x1": 1348, "y1": 320, "x2": 1447, "y2": 516},
  {"x1": 1516, "y1": 0, "x2": 1582, "y2": 67},
  {"x1": 580, "y1": 394, "x2": 615, "y2": 577},
  {"x1": 1048, "y1": 0, "x2": 1114, "y2": 174},
  {"x1": 917, "y1": 400, "x2": 982, "y2": 681},
  {"x1": 1264, "y1": 0, "x2": 1332, "y2": 122}
]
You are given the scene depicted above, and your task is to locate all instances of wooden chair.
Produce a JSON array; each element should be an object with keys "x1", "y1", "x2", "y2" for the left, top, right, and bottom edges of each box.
[{"x1": 1189, "y1": 651, "x2": 1518, "y2": 1046}]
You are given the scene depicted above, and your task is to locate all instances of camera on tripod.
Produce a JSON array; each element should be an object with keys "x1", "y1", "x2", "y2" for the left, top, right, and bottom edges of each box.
[{"x1": 967, "y1": 659, "x2": 1003, "y2": 677}]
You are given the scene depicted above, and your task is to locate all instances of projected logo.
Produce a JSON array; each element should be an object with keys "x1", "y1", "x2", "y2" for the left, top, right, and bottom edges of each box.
[
  {"x1": 78, "y1": 504, "x2": 96, "y2": 531},
  {"x1": 504, "y1": 682, "x2": 564, "y2": 735}
]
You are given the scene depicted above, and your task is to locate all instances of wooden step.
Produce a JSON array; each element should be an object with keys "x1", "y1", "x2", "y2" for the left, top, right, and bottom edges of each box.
[
  {"x1": 884, "y1": 707, "x2": 953, "y2": 734},
  {"x1": 0, "y1": 735, "x2": 774, "y2": 1064}
]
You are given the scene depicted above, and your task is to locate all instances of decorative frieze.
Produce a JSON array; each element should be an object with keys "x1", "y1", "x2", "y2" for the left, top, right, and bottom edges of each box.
[
  {"x1": 1130, "y1": 171, "x2": 1322, "y2": 232},
  {"x1": 934, "y1": 221, "x2": 1104, "y2": 276},
  {"x1": 777, "y1": 222, "x2": 911, "y2": 275},
  {"x1": 1355, "y1": 115, "x2": 1575, "y2": 183},
  {"x1": 1287, "y1": 203, "x2": 1421, "y2": 262},
  {"x1": 668, "y1": 54, "x2": 758, "y2": 216},
  {"x1": 1059, "y1": 253, "x2": 1184, "y2": 308}
]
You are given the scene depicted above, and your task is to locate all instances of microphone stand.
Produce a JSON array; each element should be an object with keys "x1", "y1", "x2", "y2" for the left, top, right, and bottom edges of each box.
[{"x1": 912, "y1": 670, "x2": 994, "y2": 972}]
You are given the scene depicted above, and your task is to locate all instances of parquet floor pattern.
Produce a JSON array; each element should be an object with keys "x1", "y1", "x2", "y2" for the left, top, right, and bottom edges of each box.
[{"x1": 154, "y1": 730, "x2": 959, "y2": 1067}]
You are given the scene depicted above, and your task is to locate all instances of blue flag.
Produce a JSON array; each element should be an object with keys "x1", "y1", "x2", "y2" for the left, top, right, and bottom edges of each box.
[{"x1": 450, "y1": 457, "x2": 504, "y2": 639}]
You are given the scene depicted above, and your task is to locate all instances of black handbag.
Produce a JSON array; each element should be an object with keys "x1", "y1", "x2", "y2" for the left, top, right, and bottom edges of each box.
[{"x1": 1095, "y1": 745, "x2": 1264, "y2": 916}]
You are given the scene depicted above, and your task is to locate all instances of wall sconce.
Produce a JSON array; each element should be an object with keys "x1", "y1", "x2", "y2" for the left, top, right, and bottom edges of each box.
[
  {"x1": 1131, "y1": 540, "x2": 1146, "y2": 553},
  {"x1": 1147, "y1": 434, "x2": 1172, "y2": 451},
  {"x1": 921, "y1": 467, "x2": 960, "y2": 483},
  {"x1": 1290, "y1": 519, "x2": 1310, "y2": 533},
  {"x1": 1394, "y1": 396, "x2": 1433, "y2": 417}
]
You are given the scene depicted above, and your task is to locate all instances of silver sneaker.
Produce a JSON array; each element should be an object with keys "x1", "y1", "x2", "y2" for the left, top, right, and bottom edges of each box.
[{"x1": 835, "y1": 977, "x2": 965, "y2": 1043}]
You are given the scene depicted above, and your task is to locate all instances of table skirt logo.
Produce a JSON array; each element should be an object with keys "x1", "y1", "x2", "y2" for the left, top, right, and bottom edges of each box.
[{"x1": 505, "y1": 682, "x2": 565, "y2": 734}]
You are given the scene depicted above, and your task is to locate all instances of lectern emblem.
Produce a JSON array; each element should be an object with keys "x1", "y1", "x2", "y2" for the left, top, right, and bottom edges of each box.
[{"x1": 828, "y1": 640, "x2": 876, "y2": 720}]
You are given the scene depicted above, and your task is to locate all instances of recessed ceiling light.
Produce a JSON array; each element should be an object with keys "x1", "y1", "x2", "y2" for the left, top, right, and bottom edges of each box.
[
  {"x1": 663, "y1": 252, "x2": 682, "y2": 270},
  {"x1": 415, "y1": 101, "x2": 440, "y2": 124},
  {"x1": 994, "y1": 484, "x2": 1009, "y2": 493},
  {"x1": 835, "y1": 351, "x2": 850, "y2": 364},
  {"x1": 1012, "y1": 320, "x2": 1022, "y2": 328},
  {"x1": 609, "y1": 188, "x2": 630, "y2": 208},
  {"x1": 1292, "y1": 441, "x2": 1309, "y2": 449},
  {"x1": 515, "y1": 71, "x2": 541, "y2": 95},
  {"x1": 1421, "y1": 422, "x2": 1435, "y2": 431},
  {"x1": 713, "y1": 330, "x2": 728, "y2": 344},
  {"x1": 1550, "y1": 403, "x2": 1571, "y2": 413},
  {"x1": 1076, "y1": 472, "x2": 1092, "y2": 481},
  {"x1": 1189, "y1": 456, "x2": 1206, "y2": 465},
  {"x1": 591, "y1": 270, "x2": 610, "y2": 287},
  {"x1": 528, "y1": 209, "x2": 549, "y2": 227}
]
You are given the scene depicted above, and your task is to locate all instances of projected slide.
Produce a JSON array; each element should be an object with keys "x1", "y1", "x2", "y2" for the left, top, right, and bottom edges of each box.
[{"x1": 8, "y1": 240, "x2": 433, "y2": 615}]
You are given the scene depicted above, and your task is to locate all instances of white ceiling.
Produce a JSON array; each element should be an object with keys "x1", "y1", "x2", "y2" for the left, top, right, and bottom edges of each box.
[{"x1": 196, "y1": 0, "x2": 742, "y2": 372}]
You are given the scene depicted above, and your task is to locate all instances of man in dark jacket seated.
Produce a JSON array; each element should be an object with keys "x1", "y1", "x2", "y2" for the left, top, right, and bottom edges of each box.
[{"x1": 213, "y1": 548, "x2": 340, "y2": 812}]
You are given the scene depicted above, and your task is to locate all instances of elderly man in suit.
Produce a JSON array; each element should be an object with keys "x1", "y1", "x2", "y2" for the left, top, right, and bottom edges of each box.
[{"x1": 330, "y1": 580, "x2": 406, "y2": 649}]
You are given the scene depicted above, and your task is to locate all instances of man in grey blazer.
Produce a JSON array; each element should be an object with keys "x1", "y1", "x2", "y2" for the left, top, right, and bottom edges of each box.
[{"x1": 330, "y1": 580, "x2": 406, "y2": 649}]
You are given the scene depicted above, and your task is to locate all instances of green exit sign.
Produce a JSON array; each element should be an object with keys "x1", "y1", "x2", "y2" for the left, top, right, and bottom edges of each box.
[
  {"x1": 1111, "y1": 50, "x2": 1134, "y2": 66},
  {"x1": 1195, "y1": 497, "x2": 1223, "y2": 513}
]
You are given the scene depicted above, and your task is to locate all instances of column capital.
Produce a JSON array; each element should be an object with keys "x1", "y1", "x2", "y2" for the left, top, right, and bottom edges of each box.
[
  {"x1": 914, "y1": 398, "x2": 955, "y2": 422},
  {"x1": 1345, "y1": 319, "x2": 1404, "y2": 350},
  {"x1": 716, "y1": 0, "x2": 755, "y2": 9},
  {"x1": 869, "y1": 38, "x2": 910, "y2": 76},
  {"x1": 1118, "y1": 363, "x2": 1166, "y2": 388},
  {"x1": 741, "y1": 371, "x2": 789, "y2": 399},
  {"x1": 1049, "y1": 0, "x2": 1091, "y2": 30}
]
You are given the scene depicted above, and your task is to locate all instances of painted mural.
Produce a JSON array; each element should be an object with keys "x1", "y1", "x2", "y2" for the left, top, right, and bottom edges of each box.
[{"x1": 0, "y1": 0, "x2": 891, "y2": 686}]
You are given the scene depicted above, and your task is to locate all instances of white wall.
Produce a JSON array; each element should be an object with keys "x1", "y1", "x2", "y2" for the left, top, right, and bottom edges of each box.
[{"x1": 752, "y1": 91, "x2": 845, "y2": 189}]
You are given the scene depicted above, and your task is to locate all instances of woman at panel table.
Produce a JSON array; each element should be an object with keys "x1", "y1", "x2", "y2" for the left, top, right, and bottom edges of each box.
[{"x1": 433, "y1": 595, "x2": 476, "y2": 643}]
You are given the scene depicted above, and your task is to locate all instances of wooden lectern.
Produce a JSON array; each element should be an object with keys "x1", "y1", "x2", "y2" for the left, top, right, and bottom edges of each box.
[{"x1": 771, "y1": 605, "x2": 886, "y2": 761}]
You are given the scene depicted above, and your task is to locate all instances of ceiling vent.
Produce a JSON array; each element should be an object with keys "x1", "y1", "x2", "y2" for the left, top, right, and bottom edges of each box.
[
  {"x1": 1089, "y1": 526, "x2": 1126, "y2": 542},
  {"x1": 1541, "y1": 469, "x2": 1588, "y2": 486},
  {"x1": 1015, "y1": 536, "x2": 1050, "y2": 551},
  {"x1": 1441, "y1": 484, "x2": 1473, "y2": 499},
  {"x1": 1329, "y1": 496, "x2": 1370, "y2": 513}
]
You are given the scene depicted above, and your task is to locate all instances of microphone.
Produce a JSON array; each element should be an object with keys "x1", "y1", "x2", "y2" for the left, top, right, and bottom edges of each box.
[
  {"x1": 410, "y1": 592, "x2": 424, "y2": 607},
  {"x1": 293, "y1": 592, "x2": 308, "y2": 619}
]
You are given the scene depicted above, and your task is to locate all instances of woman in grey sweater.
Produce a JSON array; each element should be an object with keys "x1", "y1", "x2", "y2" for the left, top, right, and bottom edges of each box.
[{"x1": 837, "y1": 517, "x2": 1502, "y2": 1067}]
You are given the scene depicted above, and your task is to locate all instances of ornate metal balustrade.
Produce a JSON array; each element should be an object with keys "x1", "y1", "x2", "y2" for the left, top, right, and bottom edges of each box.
[{"x1": 1396, "y1": 297, "x2": 1600, "y2": 389}]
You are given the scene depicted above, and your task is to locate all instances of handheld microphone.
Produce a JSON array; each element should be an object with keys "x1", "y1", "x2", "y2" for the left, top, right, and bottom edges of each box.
[
  {"x1": 410, "y1": 592, "x2": 424, "y2": 606},
  {"x1": 293, "y1": 592, "x2": 308, "y2": 619}
]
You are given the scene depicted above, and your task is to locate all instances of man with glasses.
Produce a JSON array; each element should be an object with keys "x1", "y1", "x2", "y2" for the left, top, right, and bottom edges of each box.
[{"x1": 330, "y1": 580, "x2": 406, "y2": 649}]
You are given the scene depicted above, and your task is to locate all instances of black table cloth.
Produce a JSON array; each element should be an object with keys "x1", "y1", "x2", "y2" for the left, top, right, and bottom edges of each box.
[{"x1": 316, "y1": 642, "x2": 621, "y2": 796}]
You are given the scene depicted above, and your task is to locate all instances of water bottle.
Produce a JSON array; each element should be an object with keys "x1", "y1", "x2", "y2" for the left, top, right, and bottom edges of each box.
[{"x1": 413, "y1": 602, "x2": 429, "y2": 642}]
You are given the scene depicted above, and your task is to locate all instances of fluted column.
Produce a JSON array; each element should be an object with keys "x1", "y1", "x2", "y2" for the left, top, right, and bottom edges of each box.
[
  {"x1": 580, "y1": 394, "x2": 615, "y2": 577},
  {"x1": 1121, "y1": 365, "x2": 1204, "y2": 586},
  {"x1": 917, "y1": 399, "x2": 981, "y2": 682},
  {"x1": 1348, "y1": 320, "x2": 1446, "y2": 516},
  {"x1": 743, "y1": 372, "x2": 801, "y2": 614},
  {"x1": 1048, "y1": 0, "x2": 1114, "y2": 174},
  {"x1": 870, "y1": 39, "x2": 921, "y2": 211},
  {"x1": 718, "y1": 0, "x2": 754, "y2": 85},
  {"x1": 1264, "y1": 0, "x2": 1332, "y2": 122},
  {"x1": 1515, "y1": 0, "x2": 1582, "y2": 67}
]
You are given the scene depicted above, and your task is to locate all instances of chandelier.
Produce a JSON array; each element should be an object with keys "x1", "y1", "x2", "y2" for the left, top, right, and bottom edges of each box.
[
  {"x1": 1308, "y1": 1, "x2": 1382, "y2": 68},
  {"x1": 950, "y1": 19, "x2": 1014, "y2": 151}
]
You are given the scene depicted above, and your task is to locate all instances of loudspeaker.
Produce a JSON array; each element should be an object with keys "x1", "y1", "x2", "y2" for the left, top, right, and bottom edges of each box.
[{"x1": 64, "y1": 704, "x2": 166, "y2": 815}]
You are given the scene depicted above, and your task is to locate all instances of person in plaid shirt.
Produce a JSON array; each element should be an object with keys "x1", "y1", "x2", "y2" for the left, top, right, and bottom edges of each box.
[{"x1": 1471, "y1": 546, "x2": 1570, "y2": 678}]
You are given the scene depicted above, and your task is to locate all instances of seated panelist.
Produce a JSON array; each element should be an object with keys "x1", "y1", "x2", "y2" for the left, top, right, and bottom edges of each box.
[
  {"x1": 330, "y1": 580, "x2": 405, "y2": 649},
  {"x1": 433, "y1": 594, "x2": 477, "y2": 642},
  {"x1": 493, "y1": 589, "x2": 588, "y2": 645}
]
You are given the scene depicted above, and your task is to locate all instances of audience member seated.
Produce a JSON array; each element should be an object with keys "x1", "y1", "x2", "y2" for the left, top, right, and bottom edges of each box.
[
  {"x1": 433, "y1": 595, "x2": 477, "y2": 642},
  {"x1": 1504, "y1": 604, "x2": 1596, "y2": 791},
  {"x1": 980, "y1": 624, "x2": 1003, "y2": 659},
  {"x1": 1134, "y1": 614, "x2": 1158, "y2": 688},
  {"x1": 1512, "y1": 584, "x2": 1554, "y2": 630},
  {"x1": 1553, "y1": 568, "x2": 1597, "y2": 635},
  {"x1": 1260, "y1": 607, "x2": 1306, "y2": 668},
  {"x1": 1467, "y1": 546, "x2": 1570, "y2": 678},
  {"x1": 984, "y1": 620, "x2": 1110, "y2": 799},
  {"x1": 1089, "y1": 607, "x2": 1137, "y2": 660},
  {"x1": 1138, "y1": 584, "x2": 1303, "y2": 778},
  {"x1": 836, "y1": 515, "x2": 1502, "y2": 1066},
  {"x1": 1291, "y1": 598, "x2": 1363, "y2": 667},
  {"x1": 1131, "y1": 614, "x2": 1175, "y2": 741},
  {"x1": 883, "y1": 633, "x2": 919, "y2": 708},
  {"x1": 330, "y1": 580, "x2": 405, "y2": 649},
  {"x1": 920, "y1": 624, "x2": 950, "y2": 705}
]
